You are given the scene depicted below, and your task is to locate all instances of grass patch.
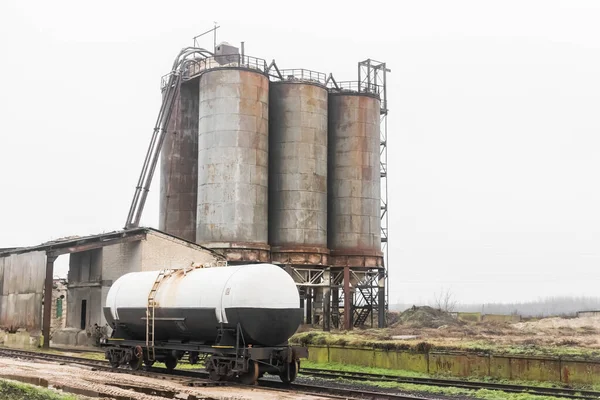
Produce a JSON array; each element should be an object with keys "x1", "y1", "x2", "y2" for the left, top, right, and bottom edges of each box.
[
  {"x1": 327, "y1": 378, "x2": 570, "y2": 400},
  {"x1": 291, "y1": 330, "x2": 600, "y2": 358},
  {"x1": 0, "y1": 379, "x2": 77, "y2": 400},
  {"x1": 301, "y1": 360, "x2": 600, "y2": 392},
  {"x1": 301, "y1": 360, "x2": 428, "y2": 378}
]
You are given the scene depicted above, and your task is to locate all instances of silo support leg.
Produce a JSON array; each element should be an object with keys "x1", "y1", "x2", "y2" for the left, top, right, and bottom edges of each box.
[
  {"x1": 322, "y1": 270, "x2": 331, "y2": 332},
  {"x1": 343, "y1": 266, "x2": 352, "y2": 330},
  {"x1": 306, "y1": 288, "x2": 312, "y2": 325},
  {"x1": 378, "y1": 270, "x2": 386, "y2": 328}
]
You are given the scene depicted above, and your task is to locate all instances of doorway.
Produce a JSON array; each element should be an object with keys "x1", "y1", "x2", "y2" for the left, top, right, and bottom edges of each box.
[{"x1": 80, "y1": 300, "x2": 87, "y2": 330}]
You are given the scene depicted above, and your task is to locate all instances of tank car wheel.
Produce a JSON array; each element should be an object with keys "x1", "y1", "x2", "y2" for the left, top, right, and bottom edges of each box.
[
  {"x1": 279, "y1": 360, "x2": 298, "y2": 384},
  {"x1": 165, "y1": 357, "x2": 178, "y2": 373},
  {"x1": 109, "y1": 360, "x2": 120, "y2": 369},
  {"x1": 208, "y1": 370, "x2": 223, "y2": 381},
  {"x1": 129, "y1": 346, "x2": 143, "y2": 370},
  {"x1": 239, "y1": 361, "x2": 259, "y2": 385}
]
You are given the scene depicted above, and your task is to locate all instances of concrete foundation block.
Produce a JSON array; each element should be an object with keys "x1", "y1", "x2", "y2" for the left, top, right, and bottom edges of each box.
[{"x1": 51, "y1": 328, "x2": 80, "y2": 347}]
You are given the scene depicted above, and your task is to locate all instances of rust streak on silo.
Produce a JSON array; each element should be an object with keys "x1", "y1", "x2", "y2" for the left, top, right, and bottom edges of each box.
[
  {"x1": 196, "y1": 69, "x2": 270, "y2": 262},
  {"x1": 328, "y1": 92, "x2": 382, "y2": 268},
  {"x1": 159, "y1": 80, "x2": 199, "y2": 243},
  {"x1": 269, "y1": 81, "x2": 329, "y2": 266}
]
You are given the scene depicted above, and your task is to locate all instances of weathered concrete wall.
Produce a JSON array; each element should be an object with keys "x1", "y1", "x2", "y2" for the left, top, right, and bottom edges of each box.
[
  {"x1": 577, "y1": 311, "x2": 600, "y2": 318},
  {"x1": 456, "y1": 312, "x2": 482, "y2": 322},
  {"x1": 66, "y1": 287, "x2": 102, "y2": 330},
  {"x1": 66, "y1": 248, "x2": 104, "y2": 330},
  {"x1": 0, "y1": 251, "x2": 46, "y2": 330},
  {"x1": 482, "y1": 314, "x2": 521, "y2": 323},
  {"x1": 306, "y1": 346, "x2": 600, "y2": 385},
  {"x1": 140, "y1": 232, "x2": 216, "y2": 271}
]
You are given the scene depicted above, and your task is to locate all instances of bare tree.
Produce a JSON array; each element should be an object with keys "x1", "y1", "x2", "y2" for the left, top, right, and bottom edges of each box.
[{"x1": 434, "y1": 288, "x2": 458, "y2": 313}]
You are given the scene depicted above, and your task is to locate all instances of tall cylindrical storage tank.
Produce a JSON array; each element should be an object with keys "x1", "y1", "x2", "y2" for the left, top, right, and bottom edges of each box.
[
  {"x1": 196, "y1": 69, "x2": 270, "y2": 262},
  {"x1": 159, "y1": 81, "x2": 199, "y2": 243},
  {"x1": 328, "y1": 92, "x2": 382, "y2": 266},
  {"x1": 269, "y1": 81, "x2": 328, "y2": 264}
]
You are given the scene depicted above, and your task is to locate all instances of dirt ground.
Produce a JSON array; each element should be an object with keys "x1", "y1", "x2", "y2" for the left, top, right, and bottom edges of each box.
[
  {"x1": 0, "y1": 356, "x2": 330, "y2": 400},
  {"x1": 388, "y1": 316, "x2": 600, "y2": 350},
  {"x1": 294, "y1": 310, "x2": 600, "y2": 356}
]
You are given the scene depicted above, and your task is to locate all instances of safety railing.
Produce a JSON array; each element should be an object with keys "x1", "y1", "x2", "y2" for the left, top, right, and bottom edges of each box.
[
  {"x1": 328, "y1": 80, "x2": 381, "y2": 96},
  {"x1": 160, "y1": 54, "x2": 268, "y2": 89},
  {"x1": 277, "y1": 69, "x2": 327, "y2": 85}
]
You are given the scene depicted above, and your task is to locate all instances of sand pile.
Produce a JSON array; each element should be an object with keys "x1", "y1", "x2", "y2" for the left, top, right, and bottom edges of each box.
[{"x1": 396, "y1": 306, "x2": 462, "y2": 328}]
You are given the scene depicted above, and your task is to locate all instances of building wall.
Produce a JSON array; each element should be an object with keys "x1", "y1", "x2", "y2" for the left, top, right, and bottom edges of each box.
[
  {"x1": 0, "y1": 251, "x2": 46, "y2": 331},
  {"x1": 66, "y1": 249, "x2": 104, "y2": 330},
  {"x1": 66, "y1": 287, "x2": 102, "y2": 330},
  {"x1": 577, "y1": 311, "x2": 600, "y2": 318},
  {"x1": 140, "y1": 232, "x2": 216, "y2": 271}
]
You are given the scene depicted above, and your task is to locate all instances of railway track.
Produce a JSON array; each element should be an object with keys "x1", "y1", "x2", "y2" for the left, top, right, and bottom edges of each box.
[
  {"x1": 300, "y1": 367, "x2": 600, "y2": 400},
  {"x1": 0, "y1": 348, "x2": 433, "y2": 400}
]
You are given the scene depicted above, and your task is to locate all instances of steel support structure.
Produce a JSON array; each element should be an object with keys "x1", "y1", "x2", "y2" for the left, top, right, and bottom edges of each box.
[{"x1": 359, "y1": 59, "x2": 390, "y2": 326}]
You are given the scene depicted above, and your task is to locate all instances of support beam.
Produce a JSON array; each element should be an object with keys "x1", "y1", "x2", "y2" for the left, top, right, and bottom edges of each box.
[
  {"x1": 43, "y1": 253, "x2": 58, "y2": 349},
  {"x1": 331, "y1": 287, "x2": 339, "y2": 329},
  {"x1": 306, "y1": 288, "x2": 312, "y2": 325},
  {"x1": 343, "y1": 266, "x2": 352, "y2": 330},
  {"x1": 378, "y1": 269, "x2": 386, "y2": 328},
  {"x1": 322, "y1": 269, "x2": 331, "y2": 332}
]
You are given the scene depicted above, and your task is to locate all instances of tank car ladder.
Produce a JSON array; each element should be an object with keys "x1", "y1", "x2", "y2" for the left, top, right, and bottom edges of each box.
[{"x1": 146, "y1": 269, "x2": 169, "y2": 361}]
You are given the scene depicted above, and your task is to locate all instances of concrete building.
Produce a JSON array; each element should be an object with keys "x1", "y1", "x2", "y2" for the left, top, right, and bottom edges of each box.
[{"x1": 0, "y1": 227, "x2": 219, "y2": 348}]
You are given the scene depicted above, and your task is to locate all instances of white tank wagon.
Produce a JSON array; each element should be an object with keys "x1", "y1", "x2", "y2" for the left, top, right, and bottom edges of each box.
[{"x1": 100, "y1": 263, "x2": 306, "y2": 384}]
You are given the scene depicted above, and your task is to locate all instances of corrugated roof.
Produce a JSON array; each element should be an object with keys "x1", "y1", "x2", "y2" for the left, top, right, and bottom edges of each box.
[{"x1": 0, "y1": 227, "x2": 223, "y2": 259}]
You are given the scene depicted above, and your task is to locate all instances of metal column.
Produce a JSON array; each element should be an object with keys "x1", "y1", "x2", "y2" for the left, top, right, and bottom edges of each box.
[
  {"x1": 343, "y1": 266, "x2": 352, "y2": 330},
  {"x1": 42, "y1": 253, "x2": 57, "y2": 349}
]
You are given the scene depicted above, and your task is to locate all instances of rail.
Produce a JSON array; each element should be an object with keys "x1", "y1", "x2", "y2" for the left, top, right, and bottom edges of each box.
[
  {"x1": 300, "y1": 368, "x2": 600, "y2": 400},
  {"x1": 0, "y1": 348, "x2": 430, "y2": 400}
]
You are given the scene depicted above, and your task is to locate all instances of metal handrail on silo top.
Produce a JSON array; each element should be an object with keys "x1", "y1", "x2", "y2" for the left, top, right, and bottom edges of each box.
[
  {"x1": 278, "y1": 69, "x2": 327, "y2": 85},
  {"x1": 332, "y1": 80, "x2": 381, "y2": 95}
]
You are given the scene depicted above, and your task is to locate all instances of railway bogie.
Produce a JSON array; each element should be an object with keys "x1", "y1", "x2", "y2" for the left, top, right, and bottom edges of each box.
[{"x1": 101, "y1": 332, "x2": 306, "y2": 384}]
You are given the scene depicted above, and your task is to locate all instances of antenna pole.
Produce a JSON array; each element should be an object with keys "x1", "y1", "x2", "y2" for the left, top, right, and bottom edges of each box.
[{"x1": 213, "y1": 21, "x2": 217, "y2": 52}]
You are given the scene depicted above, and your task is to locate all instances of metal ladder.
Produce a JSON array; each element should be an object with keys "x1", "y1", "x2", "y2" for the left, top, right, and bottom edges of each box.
[{"x1": 146, "y1": 269, "x2": 169, "y2": 361}]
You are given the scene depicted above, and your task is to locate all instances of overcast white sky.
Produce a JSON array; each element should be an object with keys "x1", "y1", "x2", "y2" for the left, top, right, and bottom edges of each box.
[{"x1": 1, "y1": 0, "x2": 599, "y2": 305}]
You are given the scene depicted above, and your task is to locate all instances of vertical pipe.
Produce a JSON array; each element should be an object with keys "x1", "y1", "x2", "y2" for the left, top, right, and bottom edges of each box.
[
  {"x1": 306, "y1": 288, "x2": 312, "y2": 325},
  {"x1": 43, "y1": 253, "x2": 57, "y2": 349},
  {"x1": 343, "y1": 266, "x2": 352, "y2": 330},
  {"x1": 331, "y1": 285, "x2": 339, "y2": 329},
  {"x1": 378, "y1": 269, "x2": 386, "y2": 328},
  {"x1": 322, "y1": 269, "x2": 331, "y2": 332},
  {"x1": 241, "y1": 42, "x2": 245, "y2": 63}
]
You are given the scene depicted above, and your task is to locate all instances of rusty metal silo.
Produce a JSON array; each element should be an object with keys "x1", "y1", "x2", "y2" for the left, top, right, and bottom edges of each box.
[
  {"x1": 328, "y1": 92, "x2": 382, "y2": 266},
  {"x1": 159, "y1": 82, "x2": 199, "y2": 242},
  {"x1": 196, "y1": 67, "x2": 270, "y2": 262},
  {"x1": 268, "y1": 73, "x2": 328, "y2": 265}
]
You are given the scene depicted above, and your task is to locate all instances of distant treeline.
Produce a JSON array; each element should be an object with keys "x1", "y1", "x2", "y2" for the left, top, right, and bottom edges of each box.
[{"x1": 390, "y1": 296, "x2": 600, "y2": 318}]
